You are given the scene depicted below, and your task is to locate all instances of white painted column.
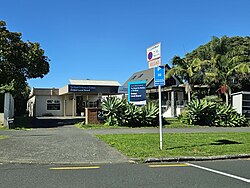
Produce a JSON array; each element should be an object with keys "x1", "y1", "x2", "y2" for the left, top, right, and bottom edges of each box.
[
  {"x1": 171, "y1": 91, "x2": 176, "y2": 117},
  {"x1": 72, "y1": 93, "x2": 76, "y2": 117},
  {"x1": 64, "y1": 95, "x2": 66, "y2": 117}
]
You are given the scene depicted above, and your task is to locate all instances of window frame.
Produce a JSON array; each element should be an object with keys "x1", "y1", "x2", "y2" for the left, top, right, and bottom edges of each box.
[{"x1": 47, "y1": 99, "x2": 61, "y2": 111}]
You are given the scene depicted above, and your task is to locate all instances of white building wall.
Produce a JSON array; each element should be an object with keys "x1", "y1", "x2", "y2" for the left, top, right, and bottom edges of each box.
[
  {"x1": 0, "y1": 113, "x2": 4, "y2": 124},
  {"x1": 162, "y1": 106, "x2": 171, "y2": 118},
  {"x1": 232, "y1": 94, "x2": 242, "y2": 114},
  {"x1": 64, "y1": 95, "x2": 100, "y2": 116},
  {"x1": 176, "y1": 106, "x2": 185, "y2": 116},
  {"x1": 35, "y1": 95, "x2": 64, "y2": 117},
  {"x1": 27, "y1": 96, "x2": 36, "y2": 117},
  {"x1": 65, "y1": 95, "x2": 73, "y2": 116},
  {"x1": 162, "y1": 91, "x2": 186, "y2": 118},
  {"x1": 82, "y1": 95, "x2": 99, "y2": 102}
]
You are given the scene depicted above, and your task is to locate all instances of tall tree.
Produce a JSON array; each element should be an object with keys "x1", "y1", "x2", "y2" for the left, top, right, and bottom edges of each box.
[
  {"x1": 167, "y1": 36, "x2": 250, "y2": 104},
  {"x1": 166, "y1": 56, "x2": 195, "y2": 102},
  {"x1": 0, "y1": 20, "x2": 50, "y2": 114}
]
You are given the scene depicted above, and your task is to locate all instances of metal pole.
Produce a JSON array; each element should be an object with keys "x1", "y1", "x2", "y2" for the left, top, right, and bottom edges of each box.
[{"x1": 159, "y1": 85, "x2": 163, "y2": 150}]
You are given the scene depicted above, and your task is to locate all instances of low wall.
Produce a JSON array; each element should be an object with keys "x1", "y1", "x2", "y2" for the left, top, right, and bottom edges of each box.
[{"x1": 85, "y1": 108, "x2": 104, "y2": 124}]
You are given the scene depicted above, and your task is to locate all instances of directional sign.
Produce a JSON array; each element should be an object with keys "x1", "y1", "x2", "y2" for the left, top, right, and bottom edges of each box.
[{"x1": 154, "y1": 66, "x2": 165, "y2": 86}]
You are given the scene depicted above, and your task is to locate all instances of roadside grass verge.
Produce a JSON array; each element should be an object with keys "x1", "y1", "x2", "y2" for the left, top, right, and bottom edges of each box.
[
  {"x1": 163, "y1": 118, "x2": 199, "y2": 128},
  {"x1": 75, "y1": 123, "x2": 128, "y2": 129},
  {"x1": 76, "y1": 118, "x2": 195, "y2": 129},
  {"x1": 96, "y1": 132, "x2": 250, "y2": 160},
  {"x1": 0, "y1": 135, "x2": 8, "y2": 140},
  {"x1": 0, "y1": 125, "x2": 7, "y2": 130}
]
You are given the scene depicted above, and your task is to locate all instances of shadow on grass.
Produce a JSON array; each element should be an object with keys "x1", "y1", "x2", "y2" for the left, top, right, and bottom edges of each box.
[
  {"x1": 211, "y1": 139, "x2": 242, "y2": 145},
  {"x1": 167, "y1": 139, "x2": 242, "y2": 150}
]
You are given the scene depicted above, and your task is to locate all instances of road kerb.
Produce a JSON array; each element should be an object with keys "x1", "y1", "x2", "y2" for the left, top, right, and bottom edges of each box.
[{"x1": 145, "y1": 154, "x2": 250, "y2": 163}]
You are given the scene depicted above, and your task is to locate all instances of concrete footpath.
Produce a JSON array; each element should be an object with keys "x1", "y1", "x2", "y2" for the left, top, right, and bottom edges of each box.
[{"x1": 0, "y1": 126, "x2": 249, "y2": 164}]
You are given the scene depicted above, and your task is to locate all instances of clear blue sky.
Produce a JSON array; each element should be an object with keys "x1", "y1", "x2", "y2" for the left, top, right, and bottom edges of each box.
[{"x1": 1, "y1": 0, "x2": 250, "y2": 88}]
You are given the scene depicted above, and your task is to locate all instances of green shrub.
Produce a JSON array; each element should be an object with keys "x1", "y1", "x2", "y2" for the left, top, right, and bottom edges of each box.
[
  {"x1": 102, "y1": 97, "x2": 127, "y2": 126},
  {"x1": 214, "y1": 104, "x2": 248, "y2": 127},
  {"x1": 181, "y1": 99, "x2": 217, "y2": 125},
  {"x1": 179, "y1": 99, "x2": 248, "y2": 127},
  {"x1": 138, "y1": 102, "x2": 159, "y2": 126},
  {"x1": 101, "y1": 97, "x2": 159, "y2": 127},
  {"x1": 202, "y1": 95, "x2": 223, "y2": 103}
]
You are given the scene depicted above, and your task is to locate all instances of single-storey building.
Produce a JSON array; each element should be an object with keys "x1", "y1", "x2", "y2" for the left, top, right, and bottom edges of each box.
[
  {"x1": 123, "y1": 64, "x2": 187, "y2": 117},
  {"x1": 27, "y1": 79, "x2": 121, "y2": 117}
]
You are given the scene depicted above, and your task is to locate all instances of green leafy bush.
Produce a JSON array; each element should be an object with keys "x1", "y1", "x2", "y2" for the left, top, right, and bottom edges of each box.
[
  {"x1": 101, "y1": 97, "x2": 127, "y2": 126},
  {"x1": 179, "y1": 99, "x2": 248, "y2": 127},
  {"x1": 180, "y1": 99, "x2": 217, "y2": 126},
  {"x1": 101, "y1": 97, "x2": 159, "y2": 127},
  {"x1": 138, "y1": 102, "x2": 159, "y2": 126},
  {"x1": 214, "y1": 104, "x2": 248, "y2": 127}
]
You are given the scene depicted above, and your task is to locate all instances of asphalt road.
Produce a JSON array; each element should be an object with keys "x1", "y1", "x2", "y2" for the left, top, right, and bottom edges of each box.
[{"x1": 0, "y1": 160, "x2": 249, "y2": 188}]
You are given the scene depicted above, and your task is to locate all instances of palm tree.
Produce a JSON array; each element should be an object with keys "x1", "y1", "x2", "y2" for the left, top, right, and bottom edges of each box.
[
  {"x1": 167, "y1": 36, "x2": 250, "y2": 105},
  {"x1": 166, "y1": 56, "x2": 201, "y2": 102},
  {"x1": 195, "y1": 52, "x2": 250, "y2": 105}
]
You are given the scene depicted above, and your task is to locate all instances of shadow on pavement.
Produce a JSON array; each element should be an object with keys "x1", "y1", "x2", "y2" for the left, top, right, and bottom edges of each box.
[{"x1": 13, "y1": 117, "x2": 85, "y2": 128}]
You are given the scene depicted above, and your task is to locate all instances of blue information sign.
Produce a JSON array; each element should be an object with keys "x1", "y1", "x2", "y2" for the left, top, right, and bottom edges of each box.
[
  {"x1": 154, "y1": 66, "x2": 165, "y2": 86},
  {"x1": 128, "y1": 81, "x2": 146, "y2": 105}
]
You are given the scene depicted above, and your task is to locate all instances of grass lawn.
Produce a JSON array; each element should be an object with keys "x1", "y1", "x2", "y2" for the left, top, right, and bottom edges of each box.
[
  {"x1": 163, "y1": 118, "x2": 199, "y2": 128},
  {"x1": 0, "y1": 135, "x2": 8, "y2": 140},
  {"x1": 76, "y1": 123, "x2": 129, "y2": 129},
  {"x1": 96, "y1": 132, "x2": 250, "y2": 160},
  {"x1": 0, "y1": 125, "x2": 7, "y2": 130},
  {"x1": 76, "y1": 118, "x2": 195, "y2": 129}
]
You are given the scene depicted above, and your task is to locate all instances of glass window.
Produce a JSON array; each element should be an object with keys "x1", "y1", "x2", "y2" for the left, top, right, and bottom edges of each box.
[
  {"x1": 47, "y1": 100, "x2": 60, "y2": 110},
  {"x1": 137, "y1": 73, "x2": 143, "y2": 78},
  {"x1": 88, "y1": 101, "x2": 97, "y2": 107},
  {"x1": 131, "y1": 75, "x2": 137, "y2": 80}
]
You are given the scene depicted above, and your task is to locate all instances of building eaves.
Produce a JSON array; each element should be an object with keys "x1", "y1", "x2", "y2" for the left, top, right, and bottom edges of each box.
[{"x1": 69, "y1": 79, "x2": 121, "y2": 86}]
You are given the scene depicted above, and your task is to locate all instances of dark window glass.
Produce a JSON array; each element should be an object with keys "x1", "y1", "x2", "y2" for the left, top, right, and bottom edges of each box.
[{"x1": 47, "y1": 100, "x2": 60, "y2": 110}]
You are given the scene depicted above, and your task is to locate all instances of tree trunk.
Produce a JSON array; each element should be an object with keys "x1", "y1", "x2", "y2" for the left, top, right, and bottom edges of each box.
[
  {"x1": 188, "y1": 91, "x2": 191, "y2": 103},
  {"x1": 185, "y1": 83, "x2": 191, "y2": 103},
  {"x1": 225, "y1": 92, "x2": 229, "y2": 106}
]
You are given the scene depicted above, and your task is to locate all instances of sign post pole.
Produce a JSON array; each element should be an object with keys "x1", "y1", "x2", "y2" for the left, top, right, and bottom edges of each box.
[
  {"x1": 158, "y1": 85, "x2": 163, "y2": 150},
  {"x1": 154, "y1": 65, "x2": 165, "y2": 150},
  {"x1": 148, "y1": 42, "x2": 164, "y2": 150}
]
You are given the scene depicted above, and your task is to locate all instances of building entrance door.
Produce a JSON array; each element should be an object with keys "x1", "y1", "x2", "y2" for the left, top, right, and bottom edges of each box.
[{"x1": 76, "y1": 96, "x2": 86, "y2": 116}]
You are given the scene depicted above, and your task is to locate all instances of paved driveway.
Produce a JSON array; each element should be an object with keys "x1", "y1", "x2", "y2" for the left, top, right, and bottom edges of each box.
[{"x1": 0, "y1": 125, "x2": 128, "y2": 164}]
